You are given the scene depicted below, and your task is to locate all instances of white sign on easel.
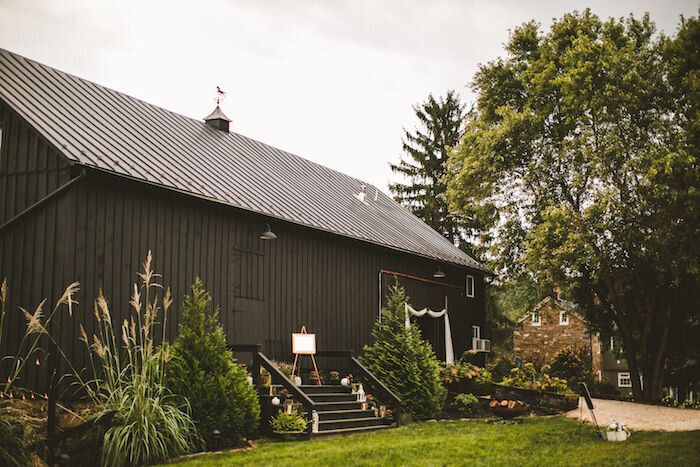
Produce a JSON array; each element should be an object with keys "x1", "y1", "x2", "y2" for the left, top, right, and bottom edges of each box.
[
  {"x1": 292, "y1": 332, "x2": 316, "y2": 355},
  {"x1": 291, "y1": 326, "x2": 321, "y2": 385}
]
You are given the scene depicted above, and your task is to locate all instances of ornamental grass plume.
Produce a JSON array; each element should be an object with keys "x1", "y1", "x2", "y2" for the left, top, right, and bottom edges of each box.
[
  {"x1": 70, "y1": 251, "x2": 200, "y2": 466},
  {"x1": 0, "y1": 279, "x2": 79, "y2": 395}
]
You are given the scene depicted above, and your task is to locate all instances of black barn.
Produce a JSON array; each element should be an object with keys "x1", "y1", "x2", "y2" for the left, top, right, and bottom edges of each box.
[{"x1": 0, "y1": 49, "x2": 490, "y2": 393}]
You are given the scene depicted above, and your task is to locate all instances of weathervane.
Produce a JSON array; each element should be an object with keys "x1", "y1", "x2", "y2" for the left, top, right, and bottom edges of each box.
[{"x1": 215, "y1": 86, "x2": 226, "y2": 105}]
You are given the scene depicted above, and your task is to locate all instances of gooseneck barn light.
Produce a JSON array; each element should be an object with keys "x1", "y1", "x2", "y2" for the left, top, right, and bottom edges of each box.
[
  {"x1": 433, "y1": 266, "x2": 446, "y2": 279},
  {"x1": 260, "y1": 223, "x2": 277, "y2": 240}
]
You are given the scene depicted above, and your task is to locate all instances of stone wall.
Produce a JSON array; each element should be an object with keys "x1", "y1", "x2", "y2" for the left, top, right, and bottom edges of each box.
[{"x1": 513, "y1": 298, "x2": 591, "y2": 366}]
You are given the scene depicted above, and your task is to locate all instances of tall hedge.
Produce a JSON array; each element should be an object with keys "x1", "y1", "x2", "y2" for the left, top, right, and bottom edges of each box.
[
  {"x1": 166, "y1": 279, "x2": 259, "y2": 449},
  {"x1": 360, "y1": 282, "x2": 446, "y2": 420}
]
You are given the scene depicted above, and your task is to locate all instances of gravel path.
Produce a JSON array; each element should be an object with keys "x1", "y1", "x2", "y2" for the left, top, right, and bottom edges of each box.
[{"x1": 565, "y1": 397, "x2": 700, "y2": 432}]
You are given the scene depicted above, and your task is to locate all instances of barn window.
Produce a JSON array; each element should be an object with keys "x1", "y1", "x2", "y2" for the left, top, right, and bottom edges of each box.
[
  {"x1": 466, "y1": 275, "x2": 475, "y2": 298},
  {"x1": 618, "y1": 372, "x2": 632, "y2": 388},
  {"x1": 532, "y1": 311, "x2": 541, "y2": 326},
  {"x1": 559, "y1": 311, "x2": 569, "y2": 325},
  {"x1": 472, "y1": 325, "x2": 480, "y2": 340}
]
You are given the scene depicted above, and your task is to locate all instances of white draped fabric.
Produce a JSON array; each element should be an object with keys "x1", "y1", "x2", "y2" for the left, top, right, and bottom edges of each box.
[{"x1": 405, "y1": 302, "x2": 455, "y2": 365}]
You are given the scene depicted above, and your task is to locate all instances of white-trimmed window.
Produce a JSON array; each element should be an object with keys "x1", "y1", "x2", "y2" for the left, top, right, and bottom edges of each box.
[
  {"x1": 559, "y1": 311, "x2": 569, "y2": 325},
  {"x1": 472, "y1": 325, "x2": 480, "y2": 340},
  {"x1": 466, "y1": 275, "x2": 475, "y2": 298},
  {"x1": 618, "y1": 372, "x2": 632, "y2": 388},
  {"x1": 532, "y1": 311, "x2": 541, "y2": 326}
]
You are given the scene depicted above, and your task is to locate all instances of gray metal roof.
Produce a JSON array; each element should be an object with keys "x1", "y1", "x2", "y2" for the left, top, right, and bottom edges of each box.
[{"x1": 0, "y1": 48, "x2": 488, "y2": 272}]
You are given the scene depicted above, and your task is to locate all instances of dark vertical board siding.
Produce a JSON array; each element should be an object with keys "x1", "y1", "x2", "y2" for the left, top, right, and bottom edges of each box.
[{"x1": 2, "y1": 156, "x2": 486, "y2": 391}]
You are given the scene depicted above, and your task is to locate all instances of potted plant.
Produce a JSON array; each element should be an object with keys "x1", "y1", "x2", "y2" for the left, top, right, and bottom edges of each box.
[
  {"x1": 269, "y1": 408, "x2": 310, "y2": 440},
  {"x1": 365, "y1": 394, "x2": 376, "y2": 412},
  {"x1": 606, "y1": 420, "x2": 630, "y2": 441},
  {"x1": 329, "y1": 371, "x2": 340, "y2": 384},
  {"x1": 382, "y1": 408, "x2": 394, "y2": 425},
  {"x1": 260, "y1": 367, "x2": 270, "y2": 386},
  {"x1": 309, "y1": 370, "x2": 321, "y2": 385}
]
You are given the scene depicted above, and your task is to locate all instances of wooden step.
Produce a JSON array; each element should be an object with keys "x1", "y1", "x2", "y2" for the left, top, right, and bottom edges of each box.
[
  {"x1": 313, "y1": 424, "x2": 393, "y2": 437},
  {"x1": 308, "y1": 393, "x2": 357, "y2": 403},
  {"x1": 299, "y1": 385, "x2": 352, "y2": 394},
  {"x1": 316, "y1": 409, "x2": 374, "y2": 420},
  {"x1": 312, "y1": 401, "x2": 363, "y2": 411},
  {"x1": 318, "y1": 417, "x2": 383, "y2": 431}
]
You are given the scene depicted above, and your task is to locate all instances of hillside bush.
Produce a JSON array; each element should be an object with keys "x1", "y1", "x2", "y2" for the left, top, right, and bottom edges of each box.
[
  {"x1": 166, "y1": 278, "x2": 259, "y2": 450},
  {"x1": 500, "y1": 362, "x2": 571, "y2": 394},
  {"x1": 454, "y1": 393, "x2": 479, "y2": 415},
  {"x1": 269, "y1": 409, "x2": 309, "y2": 433},
  {"x1": 549, "y1": 347, "x2": 593, "y2": 390},
  {"x1": 360, "y1": 282, "x2": 446, "y2": 420},
  {"x1": 440, "y1": 361, "x2": 492, "y2": 385}
]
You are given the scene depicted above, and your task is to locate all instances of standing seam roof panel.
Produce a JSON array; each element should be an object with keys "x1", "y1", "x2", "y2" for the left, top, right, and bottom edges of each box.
[{"x1": 0, "y1": 48, "x2": 489, "y2": 272}]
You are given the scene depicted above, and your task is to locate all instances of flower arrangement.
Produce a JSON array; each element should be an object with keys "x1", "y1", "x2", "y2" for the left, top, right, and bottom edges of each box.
[
  {"x1": 277, "y1": 388, "x2": 290, "y2": 400},
  {"x1": 309, "y1": 370, "x2": 321, "y2": 384},
  {"x1": 260, "y1": 367, "x2": 271, "y2": 386},
  {"x1": 384, "y1": 409, "x2": 393, "y2": 419},
  {"x1": 272, "y1": 361, "x2": 294, "y2": 379},
  {"x1": 608, "y1": 420, "x2": 629, "y2": 433},
  {"x1": 365, "y1": 394, "x2": 376, "y2": 408},
  {"x1": 500, "y1": 363, "x2": 571, "y2": 394},
  {"x1": 329, "y1": 371, "x2": 340, "y2": 383},
  {"x1": 682, "y1": 399, "x2": 700, "y2": 410},
  {"x1": 606, "y1": 420, "x2": 630, "y2": 441},
  {"x1": 440, "y1": 362, "x2": 492, "y2": 385}
]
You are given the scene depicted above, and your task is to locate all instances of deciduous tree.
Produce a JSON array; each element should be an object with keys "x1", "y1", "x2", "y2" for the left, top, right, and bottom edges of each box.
[{"x1": 446, "y1": 10, "x2": 699, "y2": 401}]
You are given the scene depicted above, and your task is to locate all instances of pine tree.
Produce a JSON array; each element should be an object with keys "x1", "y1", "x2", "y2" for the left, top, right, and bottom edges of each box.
[
  {"x1": 390, "y1": 91, "x2": 467, "y2": 246},
  {"x1": 166, "y1": 279, "x2": 259, "y2": 449},
  {"x1": 360, "y1": 281, "x2": 446, "y2": 420}
]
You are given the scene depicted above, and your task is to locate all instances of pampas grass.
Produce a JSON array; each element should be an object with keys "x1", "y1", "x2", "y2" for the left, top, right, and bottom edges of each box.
[{"x1": 75, "y1": 251, "x2": 200, "y2": 466}]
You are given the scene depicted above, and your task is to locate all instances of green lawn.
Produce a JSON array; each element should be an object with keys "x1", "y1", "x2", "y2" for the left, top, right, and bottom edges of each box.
[{"x1": 162, "y1": 417, "x2": 700, "y2": 466}]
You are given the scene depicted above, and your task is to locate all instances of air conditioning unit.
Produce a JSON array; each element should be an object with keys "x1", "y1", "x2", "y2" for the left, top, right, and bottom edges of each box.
[{"x1": 472, "y1": 338, "x2": 491, "y2": 353}]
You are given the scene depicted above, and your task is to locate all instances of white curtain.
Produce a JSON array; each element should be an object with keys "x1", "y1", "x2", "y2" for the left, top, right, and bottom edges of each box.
[{"x1": 405, "y1": 297, "x2": 455, "y2": 365}]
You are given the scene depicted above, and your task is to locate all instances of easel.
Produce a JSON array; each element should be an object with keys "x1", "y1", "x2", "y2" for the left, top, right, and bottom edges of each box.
[
  {"x1": 291, "y1": 326, "x2": 321, "y2": 385},
  {"x1": 579, "y1": 382, "x2": 604, "y2": 440}
]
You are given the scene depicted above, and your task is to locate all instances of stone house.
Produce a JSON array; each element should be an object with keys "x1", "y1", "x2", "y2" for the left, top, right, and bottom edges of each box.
[
  {"x1": 513, "y1": 296, "x2": 632, "y2": 396},
  {"x1": 514, "y1": 296, "x2": 596, "y2": 367}
]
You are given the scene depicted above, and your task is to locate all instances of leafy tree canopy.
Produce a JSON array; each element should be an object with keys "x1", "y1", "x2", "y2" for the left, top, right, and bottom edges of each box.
[{"x1": 446, "y1": 10, "x2": 699, "y2": 401}]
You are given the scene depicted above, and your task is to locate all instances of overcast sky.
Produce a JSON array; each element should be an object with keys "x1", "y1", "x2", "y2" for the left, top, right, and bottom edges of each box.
[{"x1": 0, "y1": 0, "x2": 696, "y2": 192}]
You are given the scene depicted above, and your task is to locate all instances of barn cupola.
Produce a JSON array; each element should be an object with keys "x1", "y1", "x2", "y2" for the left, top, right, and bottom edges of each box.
[
  {"x1": 204, "y1": 105, "x2": 231, "y2": 132},
  {"x1": 204, "y1": 86, "x2": 231, "y2": 132}
]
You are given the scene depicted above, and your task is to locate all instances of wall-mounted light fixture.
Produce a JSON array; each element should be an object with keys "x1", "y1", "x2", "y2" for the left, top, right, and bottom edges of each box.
[
  {"x1": 260, "y1": 223, "x2": 277, "y2": 240},
  {"x1": 433, "y1": 266, "x2": 446, "y2": 279}
]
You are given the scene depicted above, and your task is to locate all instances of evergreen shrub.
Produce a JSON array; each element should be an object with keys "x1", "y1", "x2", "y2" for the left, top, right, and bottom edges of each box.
[
  {"x1": 360, "y1": 282, "x2": 446, "y2": 420},
  {"x1": 166, "y1": 279, "x2": 259, "y2": 450}
]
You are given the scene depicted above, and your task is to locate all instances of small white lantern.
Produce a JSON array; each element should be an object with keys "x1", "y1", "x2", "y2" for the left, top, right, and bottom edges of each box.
[
  {"x1": 246, "y1": 376, "x2": 253, "y2": 385},
  {"x1": 294, "y1": 376, "x2": 302, "y2": 385},
  {"x1": 341, "y1": 377, "x2": 350, "y2": 387},
  {"x1": 271, "y1": 396, "x2": 280, "y2": 406}
]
